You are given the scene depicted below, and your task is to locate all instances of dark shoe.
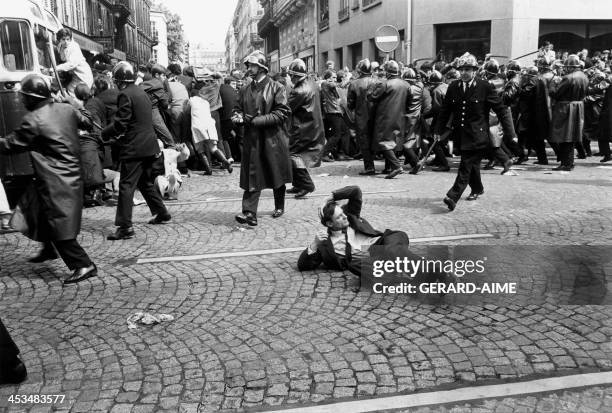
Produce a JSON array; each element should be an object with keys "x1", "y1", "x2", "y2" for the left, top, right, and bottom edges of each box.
[
  {"x1": 431, "y1": 166, "x2": 450, "y2": 172},
  {"x1": 381, "y1": 168, "x2": 391, "y2": 174},
  {"x1": 483, "y1": 161, "x2": 495, "y2": 170},
  {"x1": 358, "y1": 169, "x2": 376, "y2": 176},
  {"x1": 335, "y1": 154, "x2": 351, "y2": 161},
  {"x1": 321, "y1": 155, "x2": 334, "y2": 163},
  {"x1": 294, "y1": 189, "x2": 311, "y2": 199},
  {"x1": 601, "y1": 155, "x2": 612, "y2": 163},
  {"x1": 286, "y1": 187, "x2": 300, "y2": 193},
  {"x1": 443, "y1": 196, "x2": 456, "y2": 211},
  {"x1": 235, "y1": 212, "x2": 257, "y2": 226},
  {"x1": 148, "y1": 213, "x2": 171, "y2": 224},
  {"x1": 467, "y1": 190, "x2": 484, "y2": 201},
  {"x1": 272, "y1": 209, "x2": 284, "y2": 218},
  {"x1": 515, "y1": 156, "x2": 528, "y2": 165},
  {"x1": 385, "y1": 168, "x2": 403, "y2": 179},
  {"x1": 501, "y1": 159, "x2": 513, "y2": 175},
  {"x1": 408, "y1": 166, "x2": 420, "y2": 175},
  {"x1": 107, "y1": 227, "x2": 135, "y2": 240},
  {"x1": 28, "y1": 248, "x2": 59, "y2": 263},
  {"x1": 0, "y1": 358, "x2": 27, "y2": 385},
  {"x1": 64, "y1": 263, "x2": 98, "y2": 284},
  {"x1": 226, "y1": 162, "x2": 233, "y2": 174},
  {"x1": 552, "y1": 165, "x2": 572, "y2": 171},
  {"x1": 533, "y1": 160, "x2": 549, "y2": 165}
]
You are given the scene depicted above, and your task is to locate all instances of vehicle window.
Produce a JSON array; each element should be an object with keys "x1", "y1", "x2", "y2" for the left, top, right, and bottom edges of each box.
[
  {"x1": 0, "y1": 20, "x2": 34, "y2": 71},
  {"x1": 34, "y1": 26, "x2": 52, "y2": 70}
]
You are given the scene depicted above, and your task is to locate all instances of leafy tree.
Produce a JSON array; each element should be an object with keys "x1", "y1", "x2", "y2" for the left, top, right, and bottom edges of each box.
[{"x1": 151, "y1": 0, "x2": 185, "y2": 62}]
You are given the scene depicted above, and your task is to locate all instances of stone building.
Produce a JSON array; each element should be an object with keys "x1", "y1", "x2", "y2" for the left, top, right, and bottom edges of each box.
[
  {"x1": 150, "y1": 10, "x2": 167, "y2": 66},
  {"x1": 229, "y1": 0, "x2": 264, "y2": 70}
]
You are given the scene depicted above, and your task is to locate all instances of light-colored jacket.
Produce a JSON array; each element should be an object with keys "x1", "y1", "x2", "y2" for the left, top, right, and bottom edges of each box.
[{"x1": 56, "y1": 40, "x2": 93, "y2": 87}]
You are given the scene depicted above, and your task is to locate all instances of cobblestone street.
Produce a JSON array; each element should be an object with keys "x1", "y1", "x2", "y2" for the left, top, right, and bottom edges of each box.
[{"x1": 1, "y1": 157, "x2": 612, "y2": 412}]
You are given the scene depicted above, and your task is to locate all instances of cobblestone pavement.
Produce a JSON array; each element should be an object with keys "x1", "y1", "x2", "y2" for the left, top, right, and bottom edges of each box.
[{"x1": 1, "y1": 156, "x2": 612, "y2": 412}]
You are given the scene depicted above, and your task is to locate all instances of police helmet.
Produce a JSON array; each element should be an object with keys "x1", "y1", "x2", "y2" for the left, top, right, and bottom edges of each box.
[
  {"x1": 244, "y1": 51, "x2": 269, "y2": 72},
  {"x1": 384, "y1": 60, "x2": 400, "y2": 76},
  {"x1": 564, "y1": 54, "x2": 582, "y2": 68},
  {"x1": 356, "y1": 58, "x2": 371, "y2": 75},
  {"x1": 484, "y1": 59, "x2": 500, "y2": 74},
  {"x1": 506, "y1": 60, "x2": 521, "y2": 74},
  {"x1": 428, "y1": 70, "x2": 443, "y2": 84},
  {"x1": 112, "y1": 61, "x2": 136, "y2": 83},
  {"x1": 287, "y1": 58, "x2": 307, "y2": 80},
  {"x1": 402, "y1": 68, "x2": 418, "y2": 81},
  {"x1": 456, "y1": 53, "x2": 479, "y2": 69},
  {"x1": 20, "y1": 74, "x2": 51, "y2": 99}
]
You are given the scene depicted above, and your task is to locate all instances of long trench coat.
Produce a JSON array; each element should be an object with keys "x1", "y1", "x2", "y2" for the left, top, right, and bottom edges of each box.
[
  {"x1": 287, "y1": 78, "x2": 325, "y2": 169},
  {"x1": 368, "y1": 76, "x2": 412, "y2": 151},
  {"x1": 0, "y1": 100, "x2": 90, "y2": 241},
  {"x1": 235, "y1": 76, "x2": 292, "y2": 192},
  {"x1": 549, "y1": 70, "x2": 589, "y2": 144},
  {"x1": 600, "y1": 84, "x2": 612, "y2": 142}
]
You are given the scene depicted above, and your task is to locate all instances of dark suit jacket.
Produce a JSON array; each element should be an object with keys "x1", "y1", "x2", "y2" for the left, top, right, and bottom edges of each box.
[
  {"x1": 298, "y1": 186, "x2": 402, "y2": 276},
  {"x1": 102, "y1": 84, "x2": 159, "y2": 160},
  {"x1": 435, "y1": 78, "x2": 515, "y2": 151}
]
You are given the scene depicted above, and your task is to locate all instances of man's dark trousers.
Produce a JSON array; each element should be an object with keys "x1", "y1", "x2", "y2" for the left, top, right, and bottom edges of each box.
[
  {"x1": 242, "y1": 185, "x2": 286, "y2": 214},
  {"x1": 0, "y1": 319, "x2": 19, "y2": 370},
  {"x1": 41, "y1": 240, "x2": 92, "y2": 269},
  {"x1": 323, "y1": 114, "x2": 344, "y2": 156},
  {"x1": 356, "y1": 130, "x2": 375, "y2": 171},
  {"x1": 447, "y1": 150, "x2": 486, "y2": 202},
  {"x1": 558, "y1": 142, "x2": 575, "y2": 167},
  {"x1": 116, "y1": 155, "x2": 168, "y2": 228},
  {"x1": 292, "y1": 169, "x2": 315, "y2": 192}
]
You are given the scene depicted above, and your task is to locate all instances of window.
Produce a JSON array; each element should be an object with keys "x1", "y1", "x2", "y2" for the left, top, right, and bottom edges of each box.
[
  {"x1": 319, "y1": 0, "x2": 329, "y2": 29},
  {"x1": 0, "y1": 20, "x2": 34, "y2": 71},
  {"x1": 436, "y1": 21, "x2": 491, "y2": 62},
  {"x1": 338, "y1": 0, "x2": 349, "y2": 22},
  {"x1": 362, "y1": 0, "x2": 381, "y2": 9},
  {"x1": 34, "y1": 27, "x2": 53, "y2": 69}
]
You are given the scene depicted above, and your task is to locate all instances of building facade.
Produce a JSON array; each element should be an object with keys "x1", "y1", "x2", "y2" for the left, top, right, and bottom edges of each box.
[
  {"x1": 150, "y1": 10, "x2": 168, "y2": 66},
  {"x1": 317, "y1": 0, "x2": 409, "y2": 72},
  {"x1": 225, "y1": 23, "x2": 237, "y2": 71},
  {"x1": 38, "y1": 0, "x2": 154, "y2": 67},
  {"x1": 257, "y1": 0, "x2": 280, "y2": 72},
  {"x1": 412, "y1": 0, "x2": 612, "y2": 65},
  {"x1": 189, "y1": 44, "x2": 226, "y2": 73},
  {"x1": 230, "y1": 0, "x2": 264, "y2": 70},
  {"x1": 273, "y1": 0, "x2": 317, "y2": 72}
]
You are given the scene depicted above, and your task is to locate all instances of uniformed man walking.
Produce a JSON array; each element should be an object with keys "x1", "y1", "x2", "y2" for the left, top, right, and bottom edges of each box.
[{"x1": 435, "y1": 53, "x2": 517, "y2": 211}]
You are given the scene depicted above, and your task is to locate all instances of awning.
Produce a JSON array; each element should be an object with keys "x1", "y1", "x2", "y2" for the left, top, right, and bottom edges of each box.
[{"x1": 71, "y1": 31, "x2": 104, "y2": 54}]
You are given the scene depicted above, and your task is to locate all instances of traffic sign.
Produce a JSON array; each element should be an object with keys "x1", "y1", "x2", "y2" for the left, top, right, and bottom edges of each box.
[{"x1": 375, "y1": 25, "x2": 400, "y2": 53}]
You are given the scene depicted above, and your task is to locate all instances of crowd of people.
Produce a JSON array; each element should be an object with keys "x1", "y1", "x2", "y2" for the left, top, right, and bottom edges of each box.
[{"x1": 0, "y1": 32, "x2": 611, "y2": 284}]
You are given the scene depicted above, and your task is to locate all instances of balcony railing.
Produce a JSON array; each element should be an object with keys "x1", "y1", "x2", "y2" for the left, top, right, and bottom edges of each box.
[{"x1": 338, "y1": 6, "x2": 349, "y2": 21}]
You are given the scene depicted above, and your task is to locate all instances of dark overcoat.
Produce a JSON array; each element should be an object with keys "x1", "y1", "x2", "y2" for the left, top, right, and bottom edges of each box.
[
  {"x1": 368, "y1": 76, "x2": 412, "y2": 150},
  {"x1": 549, "y1": 70, "x2": 589, "y2": 143},
  {"x1": 599, "y1": 84, "x2": 612, "y2": 142},
  {"x1": 235, "y1": 76, "x2": 292, "y2": 192},
  {"x1": 347, "y1": 74, "x2": 375, "y2": 134},
  {"x1": 0, "y1": 100, "x2": 90, "y2": 241},
  {"x1": 287, "y1": 78, "x2": 325, "y2": 168}
]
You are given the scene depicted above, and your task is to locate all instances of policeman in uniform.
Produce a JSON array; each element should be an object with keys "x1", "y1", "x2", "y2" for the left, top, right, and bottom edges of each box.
[
  {"x1": 347, "y1": 59, "x2": 376, "y2": 175},
  {"x1": 435, "y1": 53, "x2": 516, "y2": 211},
  {"x1": 286, "y1": 58, "x2": 325, "y2": 200},
  {"x1": 0, "y1": 74, "x2": 97, "y2": 283},
  {"x1": 102, "y1": 61, "x2": 171, "y2": 240},
  {"x1": 548, "y1": 54, "x2": 589, "y2": 170}
]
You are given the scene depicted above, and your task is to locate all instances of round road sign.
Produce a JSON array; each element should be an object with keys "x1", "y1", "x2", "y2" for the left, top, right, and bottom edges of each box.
[{"x1": 375, "y1": 25, "x2": 400, "y2": 53}]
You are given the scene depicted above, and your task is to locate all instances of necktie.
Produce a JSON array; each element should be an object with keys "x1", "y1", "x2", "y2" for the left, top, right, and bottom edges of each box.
[
  {"x1": 463, "y1": 81, "x2": 468, "y2": 92},
  {"x1": 344, "y1": 229, "x2": 352, "y2": 263}
]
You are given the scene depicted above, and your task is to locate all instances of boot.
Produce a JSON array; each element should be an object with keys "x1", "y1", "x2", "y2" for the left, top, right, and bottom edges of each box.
[
  {"x1": 213, "y1": 149, "x2": 233, "y2": 173},
  {"x1": 197, "y1": 151, "x2": 212, "y2": 175}
]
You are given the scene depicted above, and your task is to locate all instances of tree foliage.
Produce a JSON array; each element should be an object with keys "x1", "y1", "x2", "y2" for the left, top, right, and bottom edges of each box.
[{"x1": 151, "y1": 0, "x2": 185, "y2": 62}]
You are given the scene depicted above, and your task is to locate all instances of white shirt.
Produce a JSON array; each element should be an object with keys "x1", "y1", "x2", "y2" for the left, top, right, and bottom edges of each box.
[
  {"x1": 327, "y1": 227, "x2": 381, "y2": 259},
  {"x1": 56, "y1": 40, "x2": 93, "y2": 87}
]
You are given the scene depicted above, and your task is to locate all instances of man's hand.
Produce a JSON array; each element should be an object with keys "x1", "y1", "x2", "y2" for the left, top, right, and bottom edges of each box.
[
  {"x1": 433, "y1": 133, "x2": 441, "y2": 142},
  {"x1": 243, "y1": 114, "x2": 254, "y2": 125}
]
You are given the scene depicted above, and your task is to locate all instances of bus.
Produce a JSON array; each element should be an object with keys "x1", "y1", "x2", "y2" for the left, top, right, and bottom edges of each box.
[{"x1": 0, "y1": 0, "x2": 62, "y2": 205}]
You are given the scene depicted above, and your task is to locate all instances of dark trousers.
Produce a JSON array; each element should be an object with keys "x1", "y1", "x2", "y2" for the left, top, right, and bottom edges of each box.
[
  {"x1": 152, "y1": 108, "x2": 174, "y2": 147},
  {"x1": 292, "y1": 168, "x2": 315, "y2": 192},
  {"x1": 558, "y1": 142, "x2": 575, "y2": 167},
  {"x1": 42, "y1": 240, "x2": 91, "y2": 270},
  {"x1": 598, "y1": 136, "x2": 611, "y2": 157},
  {"x1": 524, "y1": 132, "x2": 548, "y2": 163},
  {"x1": 447, "y1": 150, "x2": 486, "y2": 203},
  {"x1": 432, "y1": 140, "x2": 450, "y2": 168},
  {"x1": 323, "y1": 114, "x2": 344, "y2": 156},
  {"x1": 0, "y1": 319, "x2": 19, "y2": 363},
  {"x1": 488, "y1": 145, "x2": 510, "y2": 165},
  {"x1": 381, "y1": 149, "x2": 401, "y2": 171},
  {"x1": 356, "y1": 130, "x2": 374, "y2": 171},
  {"x1": 116, "y1": 156, "x2": 168, "y2": 228},
  {"x1": 242, "y1": 185, "x2": 286, "y2": 214}
]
